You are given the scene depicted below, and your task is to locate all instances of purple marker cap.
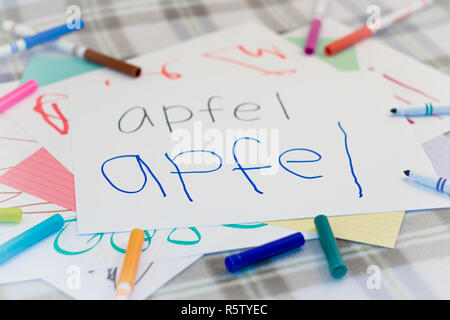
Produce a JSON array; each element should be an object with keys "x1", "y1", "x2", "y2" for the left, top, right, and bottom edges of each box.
[{"x1": 305, "y1": 19, "x2": 322, "y2": 55}]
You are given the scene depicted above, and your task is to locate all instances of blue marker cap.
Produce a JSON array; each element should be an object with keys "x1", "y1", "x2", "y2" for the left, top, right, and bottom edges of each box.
[
  {"x1": 23, "y1": 19, "x2": 85, "y2": 49},
  {"x1": 225, "y1": 232, "x2": 305, "y2": 272},
  {"x1": 0, "y1": 214, "x2": 65, "y2": 265}
]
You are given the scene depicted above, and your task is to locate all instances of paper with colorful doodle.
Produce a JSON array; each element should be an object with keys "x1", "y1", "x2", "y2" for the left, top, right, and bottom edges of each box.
[{"x1": 3, "y1": 23, "x2": 443, "y2": 233}]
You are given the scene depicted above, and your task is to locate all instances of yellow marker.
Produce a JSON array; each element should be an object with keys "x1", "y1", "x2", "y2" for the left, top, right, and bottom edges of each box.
[
  {"x1": 116, "y1": 228, "x2": 145, "y2": 300},
  {"x1": 0, "y1": 208, "x2": 22, "y2": 223}
]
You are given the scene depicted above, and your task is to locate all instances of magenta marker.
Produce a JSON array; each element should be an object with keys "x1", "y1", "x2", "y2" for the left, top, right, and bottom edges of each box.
[
  {"x1": 305, "y1": 0, "x2": 329, "y2": 55},
  {"x1": 0, "y1": 79, "x2": 38, "y2": 113}
]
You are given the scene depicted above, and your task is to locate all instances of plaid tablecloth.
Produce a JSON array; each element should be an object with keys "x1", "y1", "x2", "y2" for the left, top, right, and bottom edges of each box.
[{"x1": 0, "y1": 0, "x2": 449, "y2": 299}]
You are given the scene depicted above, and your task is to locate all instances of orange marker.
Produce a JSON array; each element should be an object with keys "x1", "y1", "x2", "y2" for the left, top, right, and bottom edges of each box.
[
  {"x1": 325, "y1": 0, "x2": 434, "y2": 56},
  {"x1": 116, "y1": 228, "x2": 145, "y2": 300},
  {"x1": 324, "y1": 26, "x2": 372, "y2": 56}
]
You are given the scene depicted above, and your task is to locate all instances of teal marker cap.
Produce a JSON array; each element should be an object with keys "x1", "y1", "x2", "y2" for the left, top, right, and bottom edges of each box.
[
  {"x1": 0, "y1": 214, "x2": 64, "y2": 265},
  {"x1": 314, "y1": 214, "x2": 347, "y2": 279}
]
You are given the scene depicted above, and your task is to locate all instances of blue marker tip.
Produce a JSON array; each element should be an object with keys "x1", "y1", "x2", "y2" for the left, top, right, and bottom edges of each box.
[
  {"x1": 224, "y1": 232, "x2": 305, "y2": 272},
  {"x1": 23, "y1": 19, "x2": 85, "y2": 49}
]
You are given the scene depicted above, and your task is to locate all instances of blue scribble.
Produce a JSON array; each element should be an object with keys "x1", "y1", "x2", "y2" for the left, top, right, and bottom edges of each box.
[
  {"x1": 278, "y1": 148, "x2": 323, "y2": 179},
  {"x1": 232, "y1": 137, "x2": 272, "y2": 194},
  {"x1": 338, "y1": 121, "x2": 363, "y2": 198},
  {"x1": 101, "y1": 154, "x2": 166, "y2": 196},
  {"x1": 165, "y1": 150, "x2": 223, "y2": 202}
]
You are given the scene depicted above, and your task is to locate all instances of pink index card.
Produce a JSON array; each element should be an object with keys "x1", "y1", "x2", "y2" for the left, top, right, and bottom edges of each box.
[{"x1": 0, "y1": 147, "x2": 76, "y2": 211}]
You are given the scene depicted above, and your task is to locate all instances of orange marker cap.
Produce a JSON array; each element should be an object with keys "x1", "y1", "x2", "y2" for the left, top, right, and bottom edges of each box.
[
  {"x1": 116, "y1": 228, "x2": 145, "y2": 297},
  {"x1": 324, "y1": 25, "x2": 373, "y2": 56}
]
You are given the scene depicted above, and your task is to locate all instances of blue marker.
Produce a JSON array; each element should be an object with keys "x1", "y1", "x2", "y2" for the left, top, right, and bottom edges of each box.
[
  {"x1": 404, "y1": 170, "x2": 450, "y2": 194},
  {"x1": 0, "y1": 214, "x2": 65, "y2": 265},
  {"x1": 224, "y1": 232, "x2": 305, "y2": 272},
  {"x1": 0, "y1": 20, "x2": 85, "y2": 58},
  {"x1": 390, "y1": 104, "x2": 450, "y2": 117}
]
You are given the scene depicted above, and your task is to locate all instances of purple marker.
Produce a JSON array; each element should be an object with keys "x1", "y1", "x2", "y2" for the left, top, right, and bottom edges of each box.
[{"x1": 305, "y1": 0, "x2": 329, "y2": 55}]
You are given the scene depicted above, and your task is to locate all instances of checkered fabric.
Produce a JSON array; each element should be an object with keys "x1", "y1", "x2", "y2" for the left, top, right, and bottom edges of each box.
[{"x1": 0, "y1": 0, "x2": 449, "y2": 299}]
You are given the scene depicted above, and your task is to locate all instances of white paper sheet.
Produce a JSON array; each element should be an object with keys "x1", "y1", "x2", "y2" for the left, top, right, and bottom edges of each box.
[
  {"x1": 68, "y1": 71, "x2": 447, "y2": 233},
  {"x1": 43, "y1": 255, "x2": 202, "y2": 300}
]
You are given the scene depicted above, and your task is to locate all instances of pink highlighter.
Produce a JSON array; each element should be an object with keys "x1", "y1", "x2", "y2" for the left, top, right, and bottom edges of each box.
[
  {"x1": 0, "y1": 79, "x2": 38, "y2": 113},
  {"x1": 305, "y1": 0, "x2": 329, "y2": 55}
]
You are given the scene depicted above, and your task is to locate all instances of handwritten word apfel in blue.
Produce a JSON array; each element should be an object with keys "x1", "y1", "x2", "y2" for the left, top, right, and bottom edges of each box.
[{"x1": 101, "y1": 122, "x2": 363, "y2": 202}]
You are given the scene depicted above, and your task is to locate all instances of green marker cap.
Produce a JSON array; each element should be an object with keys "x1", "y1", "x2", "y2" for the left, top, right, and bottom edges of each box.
[
  {"x1": 0, "y1": 208, "x2": 22, "y2": 223},
  {"x1": 314, "y1": 214, "x2": 347, "y2": 279}
]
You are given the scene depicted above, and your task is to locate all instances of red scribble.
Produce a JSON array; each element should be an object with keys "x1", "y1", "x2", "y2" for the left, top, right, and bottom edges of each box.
[
  {"x1": 405, "y1": 117, "x2": 415, "y2": 124},
  {"x1": 105, "y1": 79, "x2": 110, "y2": 86},
  {"x1": 33, "y1": 93, "x2": 69, "y2": 135},
  {"x1": 394, "y1": 95, "x2": 411, "y2": 105},
  {"x1": 203, "y1": 45, "x2": 296, "y2": 76},
  {"x1": 237, "y1": 45, "x2": 287, "y2": 59},
  {"x1": 382, "y1": 73, "x2": 440, "y2": 102},
  {"x1": 395, "y1": 95, "x2": 414, "y2": 125},
  {"x1": 367, "y1": 67, "x2": 375, "y2": 72},
  {"x1": 144, "y1": 59, "x2": 182, "y2": 80},
  {"x1": 0, "y1": 191, "x2": 22, "y2": 204}
]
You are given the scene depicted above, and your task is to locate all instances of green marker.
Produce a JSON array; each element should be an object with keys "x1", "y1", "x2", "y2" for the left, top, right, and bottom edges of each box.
[
  {"x1": 314, "y1": 214, "x2": 347, "y2": 279},
  {"x1": 0, "y1": 208, "x2": 22, "y2": 223}
]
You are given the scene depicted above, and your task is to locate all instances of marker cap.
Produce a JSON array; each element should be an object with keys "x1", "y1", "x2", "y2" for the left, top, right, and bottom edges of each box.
[
  {"x1": 0, "y1": 208, "x2": 22, "y2": 223},
  {"x1": 83, "y1": 49, "x2": 141, "y2": 78},
  {"x1": 0, "y1": 214, "x2": 64, "y2": 265},
  {"x1": 0, "y1": 79, "x2": 38, "y2": 113},
  {"x1": 225, "y1": 232, "x2": 305, "y2": 272},
  {"x1": 314, "y1": 214, "x2": 347, "y2": 278},
  {"x1": 324, "y1": 25, "x2": 372, "y2": 56}
]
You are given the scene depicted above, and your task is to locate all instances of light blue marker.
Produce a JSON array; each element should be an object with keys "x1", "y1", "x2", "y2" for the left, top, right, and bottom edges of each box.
[
  {"x1": 404, "y1": 170, "x2": 450, "y2": 194},
  {"x1": 390, "y1": 103, "x2": 450, "y2": 117},
  {"x1": 0, "y1": 214, "x2": 65, "y2": 265},
  {"x1": 0, "y1": 20, "x2": 85, "y2": 59}
]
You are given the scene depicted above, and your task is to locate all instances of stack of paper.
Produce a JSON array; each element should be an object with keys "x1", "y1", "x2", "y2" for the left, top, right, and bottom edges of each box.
[{"x1": 0, "y1": 19, "x2": 448, "y2": 299}]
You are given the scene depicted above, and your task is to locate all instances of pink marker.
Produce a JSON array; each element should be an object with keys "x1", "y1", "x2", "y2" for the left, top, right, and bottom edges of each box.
[
  {"x1": 305, "y1": 0, "x2": 329, "y2": 55},
  {"x1": 0, "y1": 79, "x2": 38, "y2": 112}
]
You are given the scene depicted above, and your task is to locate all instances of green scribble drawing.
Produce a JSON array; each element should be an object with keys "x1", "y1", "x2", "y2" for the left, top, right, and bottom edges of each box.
[
  {"x1": 110, "y1": 230, "x2": 156, "y2": 254},
  {"x1": 167, "y1": 227, "x2": 201, "y2": 245},
  {"x1": 223, "y1": 223, "x2": 267, "y2": 229},
  {"x1": 54, "y1": 218, "x2": 104, "y2": 255},
  {"x1": 286, "y1": 37, "x2": 359, "y2": 71}
]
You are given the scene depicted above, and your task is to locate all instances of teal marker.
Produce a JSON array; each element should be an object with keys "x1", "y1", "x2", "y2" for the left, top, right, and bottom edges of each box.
[
  {"x1": 314, "y1": 215, "x2": 347, "y2": 279},
  {"x1": 0, "y1": 214, "x2": 64, "y2": 265}
]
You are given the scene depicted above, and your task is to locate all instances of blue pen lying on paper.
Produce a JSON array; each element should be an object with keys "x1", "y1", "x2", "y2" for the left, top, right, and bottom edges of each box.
[
  {"x1": 0, "y1": 214, "x2": 64, "y2": 265},
  {"x1": 0, "y1": 20, "x2": 85, "y2": 58},
  {"x1": 225, "y1": 232, "x2": 305, "y2": 272}
]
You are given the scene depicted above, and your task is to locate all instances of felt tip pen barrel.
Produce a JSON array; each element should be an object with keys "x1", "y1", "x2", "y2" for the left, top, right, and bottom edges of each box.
[
  {"x1": 0, "y1": 80, "x2": 38, "y2": 113},
  {"x1": 0, "y1": 214, "x2": 64, "y2": 265},
  {"x1": 324, "y1": 0, "x2": 434, "y2": 56},
  {"x1": 404, "y1": 170, "x2": 450, "y2": 194},
  {"x1": 0, "y1": 20, "x2": 85, "y2": 58},
  {"x1": 314, "y1": 215, "x2": 347, "y2": 278},
  {"x1": 304, "y1": 0, "x2": 329, "y2": 55},
  {"x1": 116, "y1": 228, "x2": 145, "y2": 300},
  {"x1": 224, "y1": 232, "x2": 305, "y2": 272},
  {"x1": 2, "y1": 20, "x2": 141, "y2": 78},
  {"x1": 0, "y1": 208, "x2": 22, "y2": 223},
  {"x1": 390, "y1": 104, "x2": 450, "y2": 117}
]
